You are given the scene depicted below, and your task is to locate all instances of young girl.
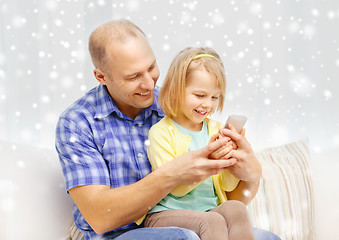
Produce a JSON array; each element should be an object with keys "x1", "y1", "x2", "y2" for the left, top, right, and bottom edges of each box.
[{"x1": 144, "y1": 47, "x2": 254, "y2": 240}]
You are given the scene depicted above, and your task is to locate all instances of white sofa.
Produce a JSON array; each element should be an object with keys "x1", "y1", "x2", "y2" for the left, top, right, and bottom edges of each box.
[
  {"x1": 0, "y1": 140, "x2": 73, "y2": 240},
  {"x1": 1, "y1": 139, "x2": 338, "y2": 240}
]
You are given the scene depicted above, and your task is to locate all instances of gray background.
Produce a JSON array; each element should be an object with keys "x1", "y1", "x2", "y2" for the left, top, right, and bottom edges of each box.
[{"x1": 0, "y1": 0, "x2": 338, "y2": 154}]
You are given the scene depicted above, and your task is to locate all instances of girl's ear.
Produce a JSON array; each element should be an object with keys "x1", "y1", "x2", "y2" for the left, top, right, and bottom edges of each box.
[{"x1": 93, "y1": 68, "x2": 107, "y2": 85}]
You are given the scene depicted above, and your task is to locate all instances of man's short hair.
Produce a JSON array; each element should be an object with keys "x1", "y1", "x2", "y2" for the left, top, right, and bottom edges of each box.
[{"x1": 88, "y1": 19, "x2": 145, "y2": 70}]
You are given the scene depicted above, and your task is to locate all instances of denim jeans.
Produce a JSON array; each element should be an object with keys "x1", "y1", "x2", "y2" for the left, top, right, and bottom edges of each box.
[
  {"x1": 253, "y1": 228, "x2": 281, "y2": 240},
  {"x1": 103, "y1": 227, "x2": 200, "y2": 240},
  {"x1": 104, "y1": 227, "x2": 281, "y2": 240}
]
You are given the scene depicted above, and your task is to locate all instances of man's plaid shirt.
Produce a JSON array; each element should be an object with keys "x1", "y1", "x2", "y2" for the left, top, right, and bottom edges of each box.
[{"x1": 55, "y1": 84, "x2": 164, "y2": 239}]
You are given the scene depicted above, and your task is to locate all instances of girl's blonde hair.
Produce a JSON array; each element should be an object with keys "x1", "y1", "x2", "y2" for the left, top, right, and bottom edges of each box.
[{"x1": 159, "y1": 47, "x2": 226, "y2": 117}]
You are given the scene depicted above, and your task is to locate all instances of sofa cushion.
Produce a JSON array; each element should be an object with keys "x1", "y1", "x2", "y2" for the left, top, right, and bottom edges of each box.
[
  {"x1": 248, "y1": 139, "x2": 315, "y2": 240},
  {"x1": 70, "y1": 223, "x2": 84, "y2": 240}
]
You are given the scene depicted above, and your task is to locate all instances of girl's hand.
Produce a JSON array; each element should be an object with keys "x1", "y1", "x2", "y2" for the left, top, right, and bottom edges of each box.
[{"x1": 209, "y1": 130, "x2": 235, "y2": 159}]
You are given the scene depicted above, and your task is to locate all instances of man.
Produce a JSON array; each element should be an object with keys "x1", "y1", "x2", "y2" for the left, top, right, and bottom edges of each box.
[{"x1": 56, "y1": 19, "x2": 280, "y2": 240}]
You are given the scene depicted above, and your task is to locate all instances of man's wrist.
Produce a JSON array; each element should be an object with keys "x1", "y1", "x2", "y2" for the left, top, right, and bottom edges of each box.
[{"x1": 150, "y1": 165, "x2": 179, "y2": 193}]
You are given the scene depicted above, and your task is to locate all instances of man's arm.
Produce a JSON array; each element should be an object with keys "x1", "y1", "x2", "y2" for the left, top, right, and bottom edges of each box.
[
  {"x1": 219, "y1": 125, "x2": 262, "y2": 205},
  {"x1": 225, "y1": 175, "x2": 261, "y2": 205},
  {"x1": 68, "y1": 168, "x2": 176, "y2": 235},
  {"x1": 68, "y1": 137, "x2": 235, "y2": 235}
]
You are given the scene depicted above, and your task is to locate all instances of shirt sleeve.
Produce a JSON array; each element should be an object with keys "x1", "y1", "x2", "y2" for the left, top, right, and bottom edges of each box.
[
  {"x1": 219, "y1": 170, "x2": 240, "y2": 192},
  {"x1": 55, "y1": 115, "x2": 110, "y2": 192},
  {"x1": 146, "y1": 124, "x2": 176, "y2": 170}
]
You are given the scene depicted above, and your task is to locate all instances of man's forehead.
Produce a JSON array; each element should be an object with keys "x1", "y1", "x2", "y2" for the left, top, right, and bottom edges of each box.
[
  {"x1": 106, "y1": 36, "x2": 147, "y2": 59},
  {"x1": 107, "y1": 38, "x2": 155, "y2": 71}
]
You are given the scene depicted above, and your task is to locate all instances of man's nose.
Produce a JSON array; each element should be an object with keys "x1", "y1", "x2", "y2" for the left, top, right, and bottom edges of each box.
[{"x1": 140, "y1": 73, "x2": 154, "y2": 89}]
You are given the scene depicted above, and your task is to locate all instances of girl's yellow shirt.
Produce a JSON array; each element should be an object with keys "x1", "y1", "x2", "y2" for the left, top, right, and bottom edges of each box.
[{"x1": 135, "y1": 116, "x2": 239, "y2": 225}]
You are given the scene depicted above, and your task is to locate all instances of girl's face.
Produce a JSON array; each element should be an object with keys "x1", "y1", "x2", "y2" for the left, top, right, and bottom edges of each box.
[{"x1": 173, "y1": 69, "x2": 221, "y2": 131}]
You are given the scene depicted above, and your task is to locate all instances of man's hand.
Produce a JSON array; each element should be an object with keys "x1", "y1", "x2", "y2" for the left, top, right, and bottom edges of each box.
[
  {"x1": 160, "y1": 137, "x2": 237, "y2": 186},
  {"x1": 214, "y1": 124, "x2": 262, "y2": 205},
  {"x1": 221, "y1": 124, "x2": 262, "y2": 182}
]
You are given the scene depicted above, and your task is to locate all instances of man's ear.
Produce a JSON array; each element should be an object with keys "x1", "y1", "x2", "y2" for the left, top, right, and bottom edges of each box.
[{"x1": 93, "y1": 68, "x2": 106, "y2": 85}]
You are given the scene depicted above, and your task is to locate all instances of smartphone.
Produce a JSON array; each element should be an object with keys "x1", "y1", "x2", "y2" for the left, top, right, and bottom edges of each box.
[{"x1": 224, "y1": 115, "x2": 247, "y2": 133}]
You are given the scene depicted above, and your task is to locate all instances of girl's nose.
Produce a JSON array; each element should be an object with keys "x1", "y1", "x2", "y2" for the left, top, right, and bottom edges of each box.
[{"x1": 202, "y1": 100, "x2": 212, "y2": 108}]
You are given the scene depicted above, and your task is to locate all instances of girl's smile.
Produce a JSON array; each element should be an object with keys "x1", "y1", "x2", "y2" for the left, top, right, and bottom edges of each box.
[{"x1": 172, "y1": 68, "x2": 221, "y2": 131}]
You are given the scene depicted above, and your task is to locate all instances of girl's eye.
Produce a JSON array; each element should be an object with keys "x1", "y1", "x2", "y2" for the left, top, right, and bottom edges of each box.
[
  {"x1": 195, "y1": 94, "x2": 204, "y2": 98},
  {"x1": 212, "y1": 96, "x2": 219, "y2": 100}
]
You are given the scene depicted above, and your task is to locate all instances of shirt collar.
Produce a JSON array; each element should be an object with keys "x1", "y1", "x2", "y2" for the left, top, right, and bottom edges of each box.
[
  {"x1": 94, "y1": 84, "x2": 164, "y2": 120},
  {"x1": 145, "y1": 85, "x2": 165, "y2": 118}
]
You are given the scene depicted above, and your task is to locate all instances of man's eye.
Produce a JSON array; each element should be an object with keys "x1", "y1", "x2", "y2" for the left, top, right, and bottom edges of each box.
[
  {"x1": 128, "y1": 75, "x2": 138, "y2": 80},
  {"x1": 149, "y1": 65, "x2": 155, "y2": 71}
]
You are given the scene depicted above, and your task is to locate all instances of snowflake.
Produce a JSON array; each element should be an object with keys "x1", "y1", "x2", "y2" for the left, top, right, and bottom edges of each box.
[
  {"x1": 54, "y1": 19, "x2": 63, "y2": 27},
  {"x1": 266, "y1": 52, "x2": 273, "y2": 58},
  {"x1": 144, "y1": 140, "x2": 150, "y2": 146},
  {"x1": 76, "y1": 72, "x2": 83, "y2": 79},
  {"x1": 323, "y1": 90, "x2": 332, "y2": 100},
  {"x1": 287, "y1": 65, "x2": 295, "y2": 73},
  {"x1": 35, "y1": 123, "x2": 42, "y2": 130},
  {"x1": 49, "y1": 71, "x2": 58, "y2": 79},
  {"x1": 226, "y1": 40, "x2": 233, "y2": 47},
  {"x1": 303, "y1": 24, "x2": 315, "y2": 39},
  {"x1": 290, "y1": 74, "x2": 313, "y2": 97},
  {"x1": 162, "y1": 43, "x2": 171, "y2": 52},
  {"x1": 327, "y1": 11, "x2": 335, "y2": 19},
  {"x1": 16, "y1": 160, "x2": 25, "y2": 168},
  {"x1": 12, "y1": 15, "x2": 26, "y2": 28},
  {"x1": 70, "y1": 136, "x2": 77, "y2": 143},
  {"x1": 80, "y1": 85, "x2": 87, "y2": 91},
  {"x1": 311, "y1": 8, "x2": 320, "y2": 17},
  {"x1": 250, "y1": 3, "x2": 262, "y2": 15},
  {"x1": 41, "y1": 95, "x2": 50, "y2": 103}
]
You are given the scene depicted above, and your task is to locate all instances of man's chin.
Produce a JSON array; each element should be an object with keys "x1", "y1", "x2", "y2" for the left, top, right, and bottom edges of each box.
[{"x1": 136, "y1": 96, "x2": 154, "y2": 108}]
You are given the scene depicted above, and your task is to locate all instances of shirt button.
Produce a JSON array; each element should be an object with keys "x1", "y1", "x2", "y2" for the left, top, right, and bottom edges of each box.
[{"x1": 138, "y1": 153, "x2": 143, "y2": 158}]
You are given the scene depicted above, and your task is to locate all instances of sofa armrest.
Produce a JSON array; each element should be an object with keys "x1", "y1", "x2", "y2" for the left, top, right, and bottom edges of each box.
[{"x1": 0, "y1": 141, "x2": 73, "y2": 239}]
